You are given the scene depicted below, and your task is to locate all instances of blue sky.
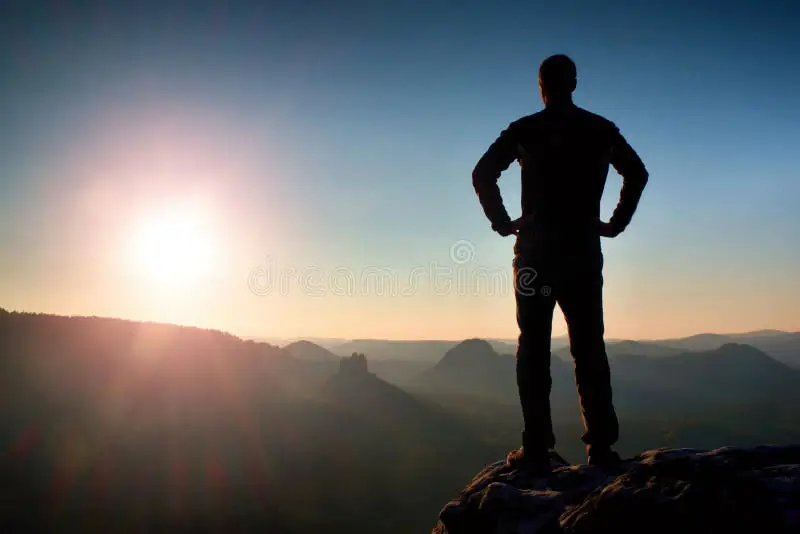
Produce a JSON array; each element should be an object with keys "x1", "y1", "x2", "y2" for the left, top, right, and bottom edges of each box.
[{"x1": 1, "y1": 0, "x2": 797, "y2": 339}]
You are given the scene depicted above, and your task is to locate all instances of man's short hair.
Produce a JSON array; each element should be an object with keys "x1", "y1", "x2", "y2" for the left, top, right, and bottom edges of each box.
[{"x1": 539, "y1": 54, "x2": 577, "y2": 93}]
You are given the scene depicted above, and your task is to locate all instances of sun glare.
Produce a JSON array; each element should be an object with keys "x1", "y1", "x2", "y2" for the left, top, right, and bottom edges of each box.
[{"x1": 132, "y1": 206, "x2": 219, "y2": 287}]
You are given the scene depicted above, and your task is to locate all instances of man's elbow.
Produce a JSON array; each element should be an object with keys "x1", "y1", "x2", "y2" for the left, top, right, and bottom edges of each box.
[
  {"x1": 630, "y1": 167, "x2": 649, "y2": 189},
  {"x1": 472, "y1": 164, "x2": 489, "y2": 192}
]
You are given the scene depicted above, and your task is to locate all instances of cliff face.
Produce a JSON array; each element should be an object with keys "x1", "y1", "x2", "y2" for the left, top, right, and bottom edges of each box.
[{"x1": 433, "y1": 445, "x2": 800, "y2": 534}]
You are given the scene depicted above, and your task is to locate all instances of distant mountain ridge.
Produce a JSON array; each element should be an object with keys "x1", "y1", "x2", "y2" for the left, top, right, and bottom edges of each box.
[
  {"x1": 284, "y1": 339, "x2": 340, "y2": 361},
  {"x1": 610, "y1": 342, "x2": 799, "y2": 403},
  {"x1": 650, "y1": 331, "x2": 800, "y2": 367},
  {"x1": 554, "y1": 340, "x2": 683, "y2": 360},
  {"x1": 435, "y1": 339, "x2": 501, "y2": 368},
  {"x1": 411, "y1": 336, "x2": 800, "y2": 419},
  {"x1": 411, "y1": 339, "x2": 575, "y2": 411},
  {"x1": 301, "y1": 329, "x2": 800, "y2": 367},
  {"x1": 201, "y1": 316, "x2": 800, "y2": 368},
  {"x1": 331, "y1": 338, "x2": 521, "y2": 363}
]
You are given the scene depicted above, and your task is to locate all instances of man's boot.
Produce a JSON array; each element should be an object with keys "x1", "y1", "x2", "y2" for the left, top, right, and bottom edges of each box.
[
  {"x1": 506, "y1": 431, "x2": 552, "y2": 475},
  {"x1": 586, "y1": 444, "x2": 622, "y2": 468}
]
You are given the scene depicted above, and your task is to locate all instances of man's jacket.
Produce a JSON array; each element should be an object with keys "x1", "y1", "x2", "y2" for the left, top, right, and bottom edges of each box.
[{"x1": 473, "y1": 104, "x2": 649, "y2": 242}]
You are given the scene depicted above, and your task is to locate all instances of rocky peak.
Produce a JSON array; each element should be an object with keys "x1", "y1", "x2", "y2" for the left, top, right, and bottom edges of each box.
[
  {"x1": 339, "y1": 352, "x2": 368, "y2": 376},
  {"x1": 433, "y1": 445, "x2": 800, "y2": 534},
  {"x1": 437, "y1": 338, "x2": 498, "y2": 369}
]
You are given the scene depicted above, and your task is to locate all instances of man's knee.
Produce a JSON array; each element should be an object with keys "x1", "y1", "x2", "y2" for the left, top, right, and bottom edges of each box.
[
  {"x1": 518, "y1": 328, "x2": 551, "y2": 353},
  {"x1": 516, "y1": 297, "x2": 554, "y2": 358},
  {"x1": 569, "y1": 327, "x2": 611, "y2": 385},
  {"x1": 569, "y1": 332, "x2": 605, "y2": 359},
  {"x1": 516, "y1": 351, "x2": 552, "y2": 397},
  {"x1": 517, "y1": 331, "x2": 552, "y2": 385}
]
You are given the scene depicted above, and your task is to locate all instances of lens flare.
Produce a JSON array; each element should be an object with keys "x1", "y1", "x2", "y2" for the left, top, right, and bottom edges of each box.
[{"x1": 131, "y1": 205, "x2": 219, "y2": 287}]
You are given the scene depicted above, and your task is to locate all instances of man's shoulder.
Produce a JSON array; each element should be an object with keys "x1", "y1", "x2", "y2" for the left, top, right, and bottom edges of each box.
[
  {"x1": 574, "y1": 107, "x2": 619, "y2": 132},
  {"x1": 509, "y1": 111, "x2": 545, "y2": 127},
  {"x1": 506, "y1": 111, "x2": 549, "y2": 135},
  {"x1": 510, "y1": 107, "x2": 617, "y2": 129}
]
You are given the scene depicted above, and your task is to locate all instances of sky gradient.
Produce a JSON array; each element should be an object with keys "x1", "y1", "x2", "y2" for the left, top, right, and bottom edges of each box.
[{"x1": 1, "y1": 0, "x2": 798, "y2": 340}]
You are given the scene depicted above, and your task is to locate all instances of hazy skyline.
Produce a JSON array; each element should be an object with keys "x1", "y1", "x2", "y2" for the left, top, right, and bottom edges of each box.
[{"x1": 1, "y1": 0, "x2": 798, "y2": 340}]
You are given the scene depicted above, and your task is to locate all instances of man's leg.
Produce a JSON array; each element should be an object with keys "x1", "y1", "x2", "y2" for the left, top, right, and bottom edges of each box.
[
  {"x1": 513, "y1": 252, "x2": 557, "y2": 457},
  {"x1": 558, "y1": 254, "x2": 619, "y2": 460}
]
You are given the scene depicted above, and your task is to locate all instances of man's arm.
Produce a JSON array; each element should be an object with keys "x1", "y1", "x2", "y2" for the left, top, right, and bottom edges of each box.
[
  {"x1": 472, "y1": 123, "x2": 519, "y2": 235},
  {"x1": 605, "y1": 126, "x2": 649, "y2": 236}
]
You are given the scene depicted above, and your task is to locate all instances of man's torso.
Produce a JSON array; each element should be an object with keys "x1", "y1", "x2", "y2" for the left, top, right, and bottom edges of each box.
[{"x1": 511, "y1": 105, "x2": 618, "y2": 258}]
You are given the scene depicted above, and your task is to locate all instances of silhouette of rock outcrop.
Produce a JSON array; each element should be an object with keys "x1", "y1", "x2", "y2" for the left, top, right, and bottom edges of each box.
[
  {"x1": 321, "y1": 352, "x2": 490, "y2": 454},
  {"x1": 340, "y1": 351, "x2": 369, "y2": 376},
  {"x1": 432, "y1": 445, "x2": 800, "y2": 534}
]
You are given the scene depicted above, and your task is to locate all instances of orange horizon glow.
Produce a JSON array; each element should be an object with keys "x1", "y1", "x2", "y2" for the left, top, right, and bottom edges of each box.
[{"x1": 1, "y1": 99, "x2": 796, "y2": 344}]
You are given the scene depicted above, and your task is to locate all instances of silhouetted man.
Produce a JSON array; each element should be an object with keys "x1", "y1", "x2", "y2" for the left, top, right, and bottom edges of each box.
[{"x1": 472, "y1": 54, "x2": 649, "y2": 472}]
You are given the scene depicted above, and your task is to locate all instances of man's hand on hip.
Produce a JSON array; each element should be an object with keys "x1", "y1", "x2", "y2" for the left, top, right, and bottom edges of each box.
[
  {"x1": 598, "y1": 220, "x2": 622, "y2": 238},
  {"x1": 495, "y1": 217, "x2": 533, "y2": 237},
  {"x1": 494, "y1": 220, "x2": 518, "y2": 237}
]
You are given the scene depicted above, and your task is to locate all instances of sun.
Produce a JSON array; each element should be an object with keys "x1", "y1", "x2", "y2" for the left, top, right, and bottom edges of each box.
[{"x1": 131, "y1": 206, "x2": 219, "y2": 287}]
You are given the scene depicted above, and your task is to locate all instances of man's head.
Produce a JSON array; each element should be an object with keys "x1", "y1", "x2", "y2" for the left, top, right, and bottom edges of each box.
[{"x1": 539, "y1": 54, "x2": 577, "y2": 104}]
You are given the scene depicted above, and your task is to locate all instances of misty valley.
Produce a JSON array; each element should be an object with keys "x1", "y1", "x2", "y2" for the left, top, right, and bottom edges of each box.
[{"x1": 1, "y1": 310, "x2": 798, "y2": 533}]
